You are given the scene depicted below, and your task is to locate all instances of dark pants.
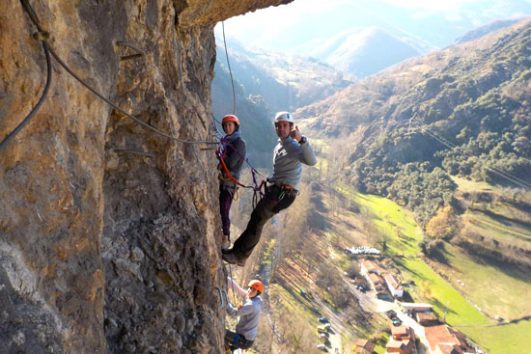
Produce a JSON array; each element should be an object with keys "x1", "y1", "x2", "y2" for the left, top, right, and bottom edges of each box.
[
  {"x1": 219, "y1": 184, "x2": 236, "y2": 236},
  {"x1": 225, "y1": 330, "x2": 254, "y2": 351},
  {"x1": 232, "y1": 185, "x2": 297, "y2": 260}
]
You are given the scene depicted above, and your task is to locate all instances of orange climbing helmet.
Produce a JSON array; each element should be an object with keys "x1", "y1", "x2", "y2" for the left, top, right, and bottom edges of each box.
[
  {"x1": 248, "y1": 279, "x2": 264, "y2": 294},
  {"x1": 222, "y1": 114, "x2": 240, "y2": 126}
]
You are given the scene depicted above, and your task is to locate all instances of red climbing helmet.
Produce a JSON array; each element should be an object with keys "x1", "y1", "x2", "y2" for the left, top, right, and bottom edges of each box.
[
  {"x1": 222, "y1": 114, "x2": 240, "y2": 126},
  {"x1": 248, "y1": 279, "x2": 264, "y2": 294}
]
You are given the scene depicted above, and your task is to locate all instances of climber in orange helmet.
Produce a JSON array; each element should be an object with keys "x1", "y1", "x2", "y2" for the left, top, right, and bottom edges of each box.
[{"x1": 225, "y1": 277, "x2": 264, "y2": 352}]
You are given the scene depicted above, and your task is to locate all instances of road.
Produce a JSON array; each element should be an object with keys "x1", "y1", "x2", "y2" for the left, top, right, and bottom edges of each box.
[
  {"x1": 342, "y1": 275, "x2": 429, "y2": 354},
  {"x1": 311, "y1": 296, "x2": 343, "y2": 353}
]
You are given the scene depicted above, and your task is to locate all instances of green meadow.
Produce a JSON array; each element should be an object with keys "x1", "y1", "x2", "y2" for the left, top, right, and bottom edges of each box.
[{"x1": 337, "y1": 183, "x2": 530, "y2": 354}]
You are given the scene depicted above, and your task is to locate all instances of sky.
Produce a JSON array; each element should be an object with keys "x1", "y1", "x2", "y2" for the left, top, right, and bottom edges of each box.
[{"x1": 216, "y1": 0, "x2": 531, "y2": 55}]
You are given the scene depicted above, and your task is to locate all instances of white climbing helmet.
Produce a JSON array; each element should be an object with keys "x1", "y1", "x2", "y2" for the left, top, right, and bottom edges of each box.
[{"x1": 274, "y1": 111, "x2": 294, "y2": 125}]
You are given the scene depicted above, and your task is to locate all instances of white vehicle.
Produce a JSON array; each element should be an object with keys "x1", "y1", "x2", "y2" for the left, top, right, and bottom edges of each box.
[{"x1": 316, "y1": 344, "x2": 328, "y2": 352}]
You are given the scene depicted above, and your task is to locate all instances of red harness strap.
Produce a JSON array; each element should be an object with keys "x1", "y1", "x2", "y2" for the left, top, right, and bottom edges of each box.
[
  {"x1": 216, "y1": 145, "x2": 265, "y2": 207},
  {"x1": 216, "y1": 149, "x2": 248, "y2": 188}
]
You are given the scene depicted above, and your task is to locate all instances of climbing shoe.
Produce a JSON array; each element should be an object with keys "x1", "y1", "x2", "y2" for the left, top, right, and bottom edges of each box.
[
  {"x1": 222, "y1": 251, "x2": 245, "y2": 267},
  {"x1": 222, "y1": 235, "x2": 231, "y2": 250}
]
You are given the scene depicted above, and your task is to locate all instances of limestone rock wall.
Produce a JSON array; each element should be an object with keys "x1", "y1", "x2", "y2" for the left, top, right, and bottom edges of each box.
[{"x1": 0, "y1": 0, "x2": 291, "y2": 353}]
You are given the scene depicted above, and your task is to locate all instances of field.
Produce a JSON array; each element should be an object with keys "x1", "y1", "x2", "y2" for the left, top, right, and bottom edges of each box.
[
  {"x1": 433, "y1": 243, "x2": 530, "y2": 320},
  {"x1": 453, "y1": 176, "x2": 531, "y2": 247},
  {"x1": 448, "y1": 177, "x2": 531, "y2": 319},
  {"x1": 337, "y1": 183, "x2": 531, "y2": 354}
]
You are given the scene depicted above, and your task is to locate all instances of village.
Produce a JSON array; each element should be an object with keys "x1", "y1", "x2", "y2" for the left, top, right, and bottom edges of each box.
[{"x1": 313, "y1": 248, "x2": 484, "y2": 354}]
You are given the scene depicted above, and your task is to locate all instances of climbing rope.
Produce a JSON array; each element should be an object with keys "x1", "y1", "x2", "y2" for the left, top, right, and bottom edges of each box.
[
  {"x1": 216, "y1": 286, "x2": 228, "y2": 311},
  {"x1": 221, "y1": 21, "x2": 236, "y2": 115},
  {"x1": 251, "y1": 174, "x2": 266, "y2": 209},
  {"x1": 7, "y1": 0, "x2": 218, "y2": 153},
  {"x1": 0, "y1": 1, "x2": 52, "y2": 152},
  {"x1": 227, "y1": 263, "x2": 236, "y2": 300}
]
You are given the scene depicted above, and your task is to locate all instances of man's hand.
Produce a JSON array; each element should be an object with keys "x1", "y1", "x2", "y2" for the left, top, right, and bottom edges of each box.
[{"x1": 290, "y1": 125, "x2": 302, "y2": 142}]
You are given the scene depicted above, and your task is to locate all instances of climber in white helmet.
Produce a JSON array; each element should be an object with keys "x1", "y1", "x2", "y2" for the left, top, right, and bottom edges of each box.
[{"x1": 222, "y1": 111, "x2": 317, "y2": 266}]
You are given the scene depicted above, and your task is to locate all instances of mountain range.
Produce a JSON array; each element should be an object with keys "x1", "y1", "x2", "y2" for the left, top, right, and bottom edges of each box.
[
  {"x1": 297, "y1": 18, "x2": 530, "y2": 214},
  {"x1": 305, "y1": 27, "x2": 425, "y2": 78},
  {"x1": 222, "y1": 0, "x2": 531, "y2": 55}
]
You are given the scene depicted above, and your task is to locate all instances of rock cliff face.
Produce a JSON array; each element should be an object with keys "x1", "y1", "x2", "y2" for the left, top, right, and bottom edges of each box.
[{"x1": 0, "y1": 1, "x2": 291, "y2": 353}]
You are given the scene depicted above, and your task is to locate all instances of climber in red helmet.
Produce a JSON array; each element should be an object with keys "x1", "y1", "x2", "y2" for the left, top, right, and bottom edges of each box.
[
  {"x1": 217, "y1": 114, "x2": 246, "y2": 250},
  {"x1": 225, "y1": 277, "x2": 264, "y2": 352}
]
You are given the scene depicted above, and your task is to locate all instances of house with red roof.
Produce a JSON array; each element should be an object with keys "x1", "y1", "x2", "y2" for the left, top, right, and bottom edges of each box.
[{"x1": 424, "y1": 325, "x2": 475, "y2": 354}]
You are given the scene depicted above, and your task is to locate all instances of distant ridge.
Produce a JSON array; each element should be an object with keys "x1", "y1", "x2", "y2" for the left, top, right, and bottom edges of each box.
[
  {"x1": 456, "y1": 18, "x2": 522, "y2": 43},
  {"x1": 307, "y1": 27, "x2": 423, "y2": 78}
]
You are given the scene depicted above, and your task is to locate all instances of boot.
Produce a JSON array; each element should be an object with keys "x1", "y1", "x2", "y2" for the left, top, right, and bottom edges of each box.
[
  {"x1": 222, "y1": 234, "x2": 231, "y2": 250},
  {"x1": 222, "y1": 251, "x2": 246, "y2": 267}
]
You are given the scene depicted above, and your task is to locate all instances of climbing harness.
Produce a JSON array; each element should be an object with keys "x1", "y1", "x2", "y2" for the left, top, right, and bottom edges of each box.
[
  {"x1": 213, "y1": 115, "x2": 267, "y2": 208},
  {"x1": 217, "y1": 149, "x2": 265, "y2": 208},
  {"x1": 276, "y1": 184, "x2": 298, "y2": 201}
]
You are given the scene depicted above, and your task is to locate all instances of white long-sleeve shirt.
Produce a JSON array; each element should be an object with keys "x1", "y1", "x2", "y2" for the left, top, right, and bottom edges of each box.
[{"x1": 270, "y1": 136, "x2": 317, "y2": 188}]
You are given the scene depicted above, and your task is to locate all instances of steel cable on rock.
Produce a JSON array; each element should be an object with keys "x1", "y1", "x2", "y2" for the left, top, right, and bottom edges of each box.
[
  {"x1": 0, "y1": 1, "x2": 52, "y2": 152},
  {"x1": 46, "y1": 46, "x2": 217, "y2": 145},
  {"x1": 12, "y1": 0, "x2": 218, "y2": 150}
]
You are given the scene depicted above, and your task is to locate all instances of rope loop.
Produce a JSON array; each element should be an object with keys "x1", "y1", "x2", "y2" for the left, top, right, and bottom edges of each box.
[{"x1": 251, "y1": 170, "x2": 265, "y2": 208}]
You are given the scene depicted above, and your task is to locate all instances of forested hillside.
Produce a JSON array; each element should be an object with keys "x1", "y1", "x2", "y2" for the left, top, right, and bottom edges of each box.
[
  {"x1": 213, "y1": 40, "x2": 351, "y2": 114},
  {"x1": 299, "y1": 19, "x2": 530, "y2": 225},
  {"x1": 294, "y1": 20, "x2": 531, "y2": 280}
]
